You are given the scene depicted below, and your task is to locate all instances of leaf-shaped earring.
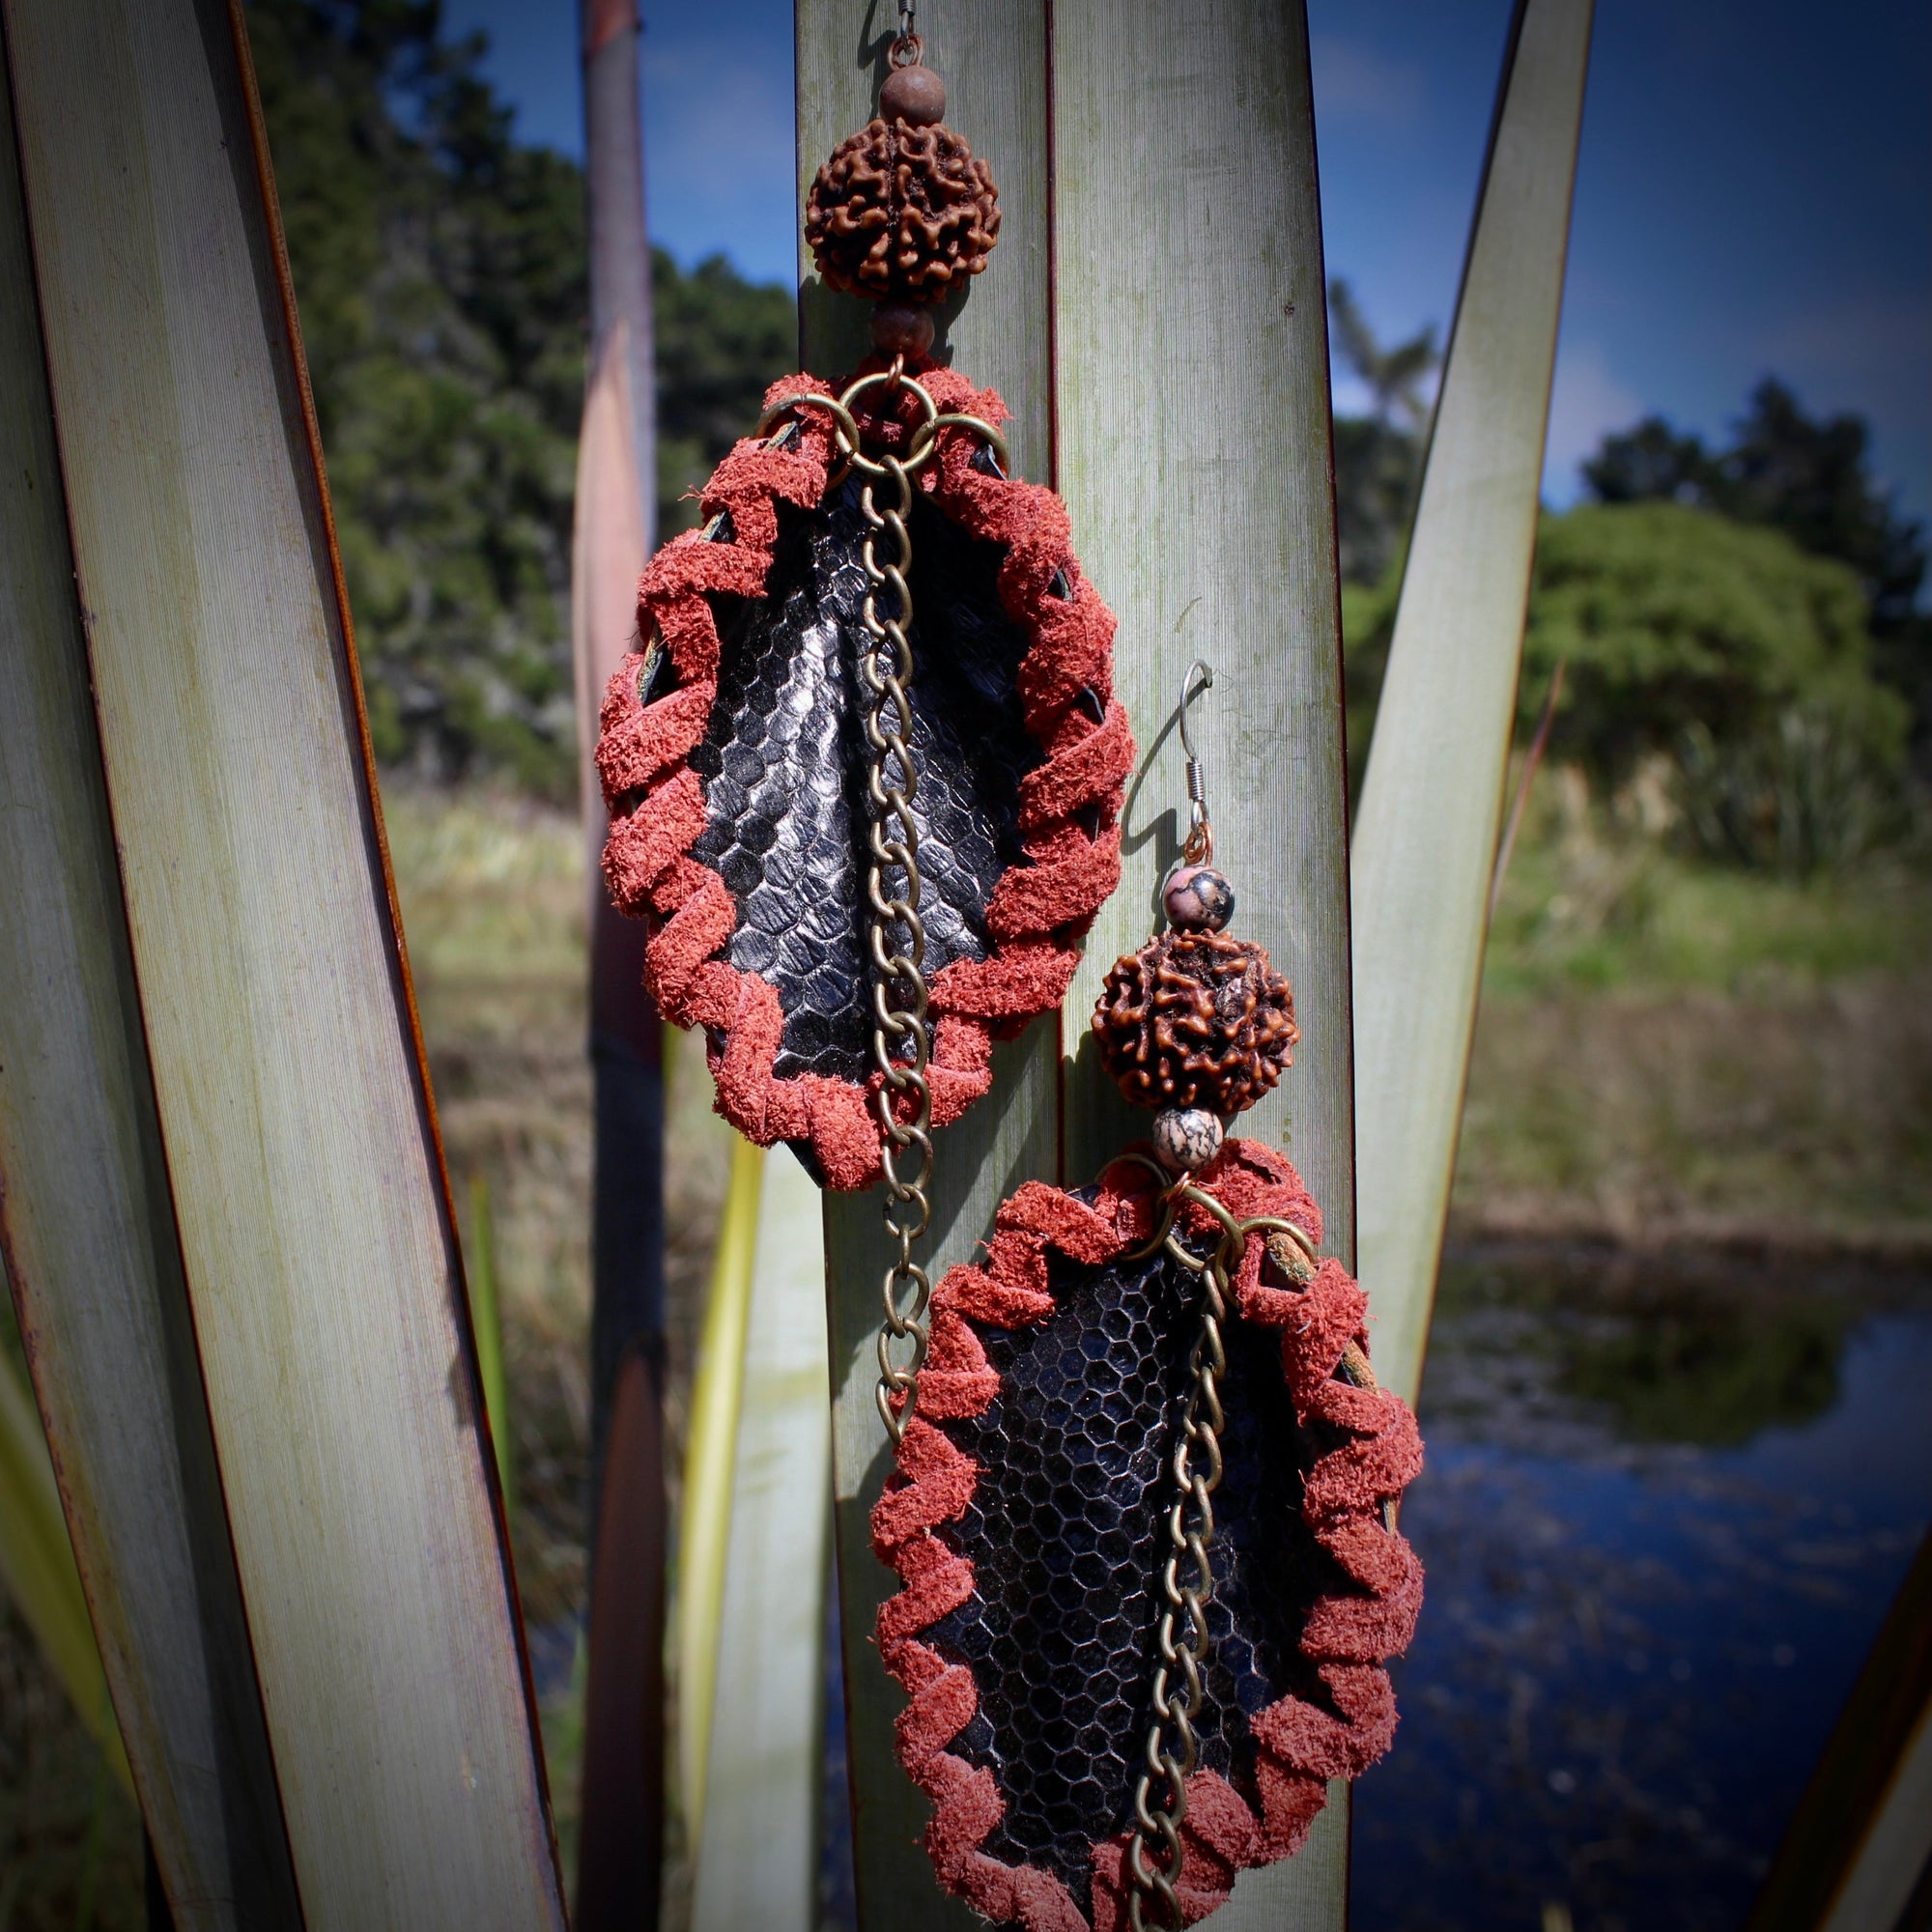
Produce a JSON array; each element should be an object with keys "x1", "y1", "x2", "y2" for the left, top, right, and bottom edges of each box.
[
  {"x1": 596, "y1": 36, "x2": 1132, "y2": 1194},
  {"x1": 873, "y1": 663, "x2": 1426, "y2": 1930}
]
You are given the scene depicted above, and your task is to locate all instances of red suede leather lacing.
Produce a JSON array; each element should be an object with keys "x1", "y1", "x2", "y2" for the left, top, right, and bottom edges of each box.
[
  {"x1": 871, "y1": 1139, "x2": 1425, "y2": 1929},
  {"x1": 597, "y1": 366, "x2": 1131, "y2": 1189}
]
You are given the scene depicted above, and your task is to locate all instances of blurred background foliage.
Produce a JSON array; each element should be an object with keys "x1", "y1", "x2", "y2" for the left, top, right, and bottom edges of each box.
[
  {"x1": 1335, "y1": 285, "x2": 1928, "y2": 872},
  {"x1": 250, "y1": 0, "x2": 791, "y2": 798}
]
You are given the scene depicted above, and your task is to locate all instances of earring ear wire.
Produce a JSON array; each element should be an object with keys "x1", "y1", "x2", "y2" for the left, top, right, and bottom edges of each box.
[
  {"x1": 1162, "y1": 661, "x2": 1236, "y2": 935},
  {"x1": 1177, "y1": 658, "x2": 1215, "y2": 865}
]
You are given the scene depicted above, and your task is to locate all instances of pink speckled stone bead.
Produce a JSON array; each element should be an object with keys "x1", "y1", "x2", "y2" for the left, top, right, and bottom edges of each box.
[{"x1": 1164, "y1": 864, "x2": 1236, "y2": 932}]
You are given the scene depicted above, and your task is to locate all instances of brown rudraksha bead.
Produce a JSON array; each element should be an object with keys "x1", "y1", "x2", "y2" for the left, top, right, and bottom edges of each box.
[
  {"x1": 1092, "y1": 929, "x2": 1299, "y2": 1117},
  {"x1": 806, "y1": 118, "x2": 1000, "y2": 305}
]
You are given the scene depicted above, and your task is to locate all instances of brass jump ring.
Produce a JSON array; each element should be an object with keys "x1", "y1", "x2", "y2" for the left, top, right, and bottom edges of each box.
[
  {"x1": 907, "y1": 411, "x2": 1012, "y2": 479},
  {"x1": 838, "y1": 369, "x2": 940, "y2": 476},
  {"x1": 756, "y1": 389, "x2": 863, "y2": 490}
]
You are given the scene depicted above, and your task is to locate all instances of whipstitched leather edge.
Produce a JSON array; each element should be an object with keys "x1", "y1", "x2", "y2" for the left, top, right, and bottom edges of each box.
[
  {"x1": 871, "y1": 1139, "x2": 1426, "y2": 1930},
  {"x1": 598, "y1": 365, "x2": 1133, "y2": 1189}
]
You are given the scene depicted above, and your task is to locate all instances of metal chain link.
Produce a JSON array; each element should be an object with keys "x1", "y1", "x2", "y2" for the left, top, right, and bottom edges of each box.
[
  {"x1": 858, "y1": 449, "x2": 935, "y2": 1447},
  {"x1": 1108, "y1": 1169, "x2": 1321, "y2": 1931},
  {"x1": 1127, "y1": 1224, "x2": 1229, "y2": 1932},
  {"x1": 753, "y1": 371, "x2": 1012, "y2": 1445}
]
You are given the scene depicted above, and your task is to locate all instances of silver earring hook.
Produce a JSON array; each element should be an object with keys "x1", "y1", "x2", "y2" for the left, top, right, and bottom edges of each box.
[
  {"x1": 1178, "y1": 659, "x2": 1213, "y2": 766},
  {"x1": 1178, "y1": 659, "x2": 1214, "y2": 865}
]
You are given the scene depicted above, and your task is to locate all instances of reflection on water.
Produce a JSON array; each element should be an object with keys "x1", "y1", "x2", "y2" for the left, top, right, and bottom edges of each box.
[{"x1": 1351, "y1": 1243, "x2": 1932, "y2": 1932}]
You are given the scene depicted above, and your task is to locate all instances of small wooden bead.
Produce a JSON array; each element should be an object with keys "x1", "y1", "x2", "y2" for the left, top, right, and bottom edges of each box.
[
  {"x1": 869, "y1": 301, "x2": 936, "y2": 359},
  {"x1": 1165, "y1": 864, "x2": 1236, "y2": 932},
  {"x1": 1153, "y1": 1108, "x2": 1223, "y2": 1174},
  {"x1": 880, "y1": 63, "x2": 947, "y2": 127}
]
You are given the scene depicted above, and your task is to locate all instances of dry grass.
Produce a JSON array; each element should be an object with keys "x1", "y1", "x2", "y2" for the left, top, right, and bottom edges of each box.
[
  {"x1": 1460, "y1": 765, "x2": 1932, "y2": 1251},
  {"x1": 1456, "y1": 978, "x2": 1932, "y2": 1250},
  {"x1": 386, "y1": 792, "x2": 598, "y2": 1638}
]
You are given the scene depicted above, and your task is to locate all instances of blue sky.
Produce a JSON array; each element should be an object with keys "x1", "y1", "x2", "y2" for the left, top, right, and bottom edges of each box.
[{"x1": 441, "y1": 0, "x2": 1931, "y2": 526}]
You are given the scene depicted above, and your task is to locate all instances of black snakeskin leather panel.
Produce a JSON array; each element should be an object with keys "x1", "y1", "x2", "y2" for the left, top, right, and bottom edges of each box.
[
  {"x1": 687, "y1": 479, "x2": 1039, "y2": 1084},
  {"x1": 927, "y1": 1218, "x2": 1352, "y2": 1911}
]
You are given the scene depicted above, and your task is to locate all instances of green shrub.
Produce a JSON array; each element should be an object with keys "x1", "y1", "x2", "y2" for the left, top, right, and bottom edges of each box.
[
  {"x1": 1522, "y1": 503, "x2": 1910, "y2": 867},
  {"x1": 1676, "y1": 698, "x2": 1908, "y2": 875},
  {"x1": 1341, "y1": 502, "x2": 1913, "y2": 869},
  {"x1": 1526, "y1": 503, "x2": 1886, "y2": 766}
]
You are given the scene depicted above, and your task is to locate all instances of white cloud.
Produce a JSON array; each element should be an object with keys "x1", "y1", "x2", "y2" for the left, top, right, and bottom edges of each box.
[
  {"x1": 1310, "y1": 34, "x2": 1425, "y2": 127},
  {"x1": 1542, "y1": 340, "x2": 1641, "y2": 504}
]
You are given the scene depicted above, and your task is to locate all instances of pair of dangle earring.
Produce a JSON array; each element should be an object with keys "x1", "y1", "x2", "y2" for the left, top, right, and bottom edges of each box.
[
  {"x1": 592, "y1": 14, "x2": 1423, "y2": 1921},
  {"x1": 872, "y1": 664, "x2": 1425, "y2": 1932}
]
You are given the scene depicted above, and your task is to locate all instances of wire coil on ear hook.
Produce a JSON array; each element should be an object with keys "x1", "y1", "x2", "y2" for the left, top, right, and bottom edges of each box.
[{"x1": 1177, "y1": 658, "x2": 1215, "y2": 866}]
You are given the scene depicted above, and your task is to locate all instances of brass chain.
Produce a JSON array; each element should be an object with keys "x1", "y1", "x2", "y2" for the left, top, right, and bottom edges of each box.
[
  {"x1": 1127, "y1": 1224, "x2": 1228, "y2": 1931},
  {"x1": 751, "y1": 373, "x2": 1011, "y2": 1446},
  {"x1": 859, "y1": 448, "x2": 936, "y2": 1446},
  {"x1": 1114, "y1": 1166, "x2": 1321, "y2": 1931}
]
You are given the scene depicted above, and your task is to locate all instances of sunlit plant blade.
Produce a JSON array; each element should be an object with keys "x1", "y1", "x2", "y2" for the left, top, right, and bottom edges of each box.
[
  {"x1": 691, "y1": 1148, "x2": 831, "y2": 1932},
  {"x1": 0, "y1": 46, "x2": 298, "y2": 1915},
  {"x1": 1351, "y1": 0, "x2": 1597, "y2": 1411},
  {"x1": 1, "y1": 0, "x2": 567, "y2": 1916},
  {"x1": 676, "y1": 1134, "x2": 766, "y2": 1838}
]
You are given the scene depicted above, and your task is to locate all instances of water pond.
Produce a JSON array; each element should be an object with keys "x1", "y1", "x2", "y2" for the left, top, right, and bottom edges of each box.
[{"x1": 1351, "y1": 1240, "x2": 1932, "y2": 1932}]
